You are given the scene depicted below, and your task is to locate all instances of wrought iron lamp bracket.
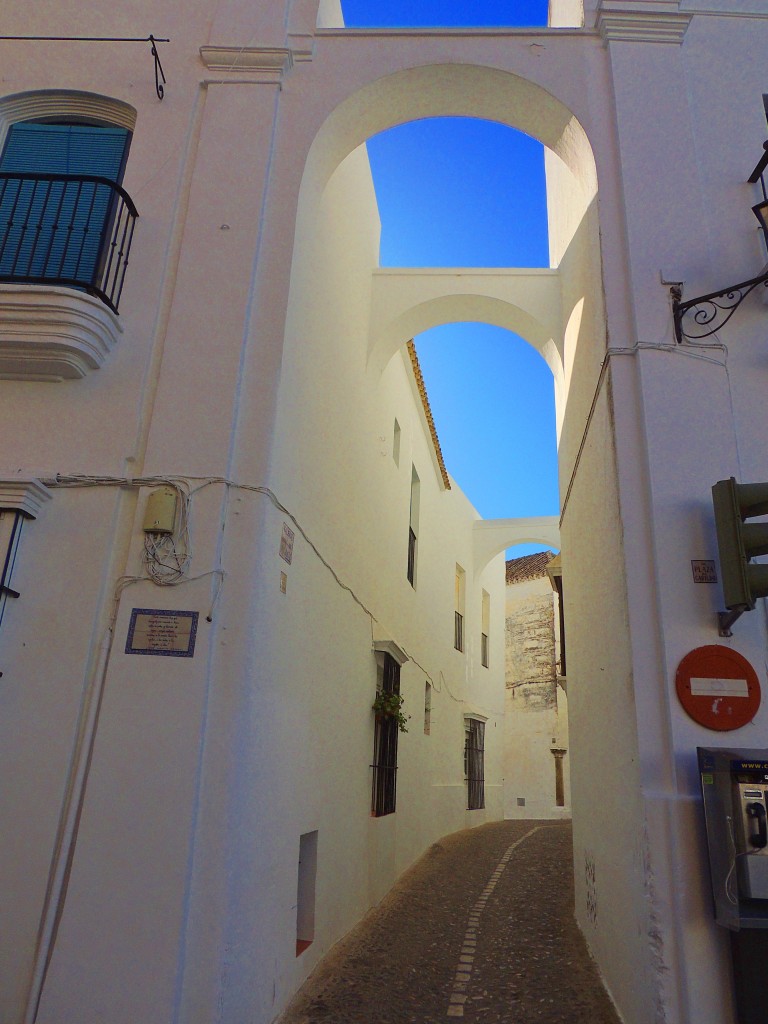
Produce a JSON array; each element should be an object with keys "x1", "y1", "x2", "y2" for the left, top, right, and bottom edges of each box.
[
  {"x1": 671, "y1": 270, "x2": 768, "y2": 343},
  {"x1": 670, "y1": 141, "x2": 768, "y2": 344}
]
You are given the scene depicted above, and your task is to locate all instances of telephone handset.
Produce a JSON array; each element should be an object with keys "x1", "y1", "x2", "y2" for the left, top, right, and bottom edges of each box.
[
  {"x1": 746, "y1": 802, "x2": 768, "y2": 849},
  {"x1": 734, "y1": 783, "x2": 768, "y2": 899}
]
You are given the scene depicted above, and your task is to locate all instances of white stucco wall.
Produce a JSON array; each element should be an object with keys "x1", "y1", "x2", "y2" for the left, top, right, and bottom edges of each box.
[
  {"x1": 233, "y1": 140, "x2": 507, "y2": 1017},
  {"x1": 589, "y1": 13, "x2": 768, "y2": 1023}
]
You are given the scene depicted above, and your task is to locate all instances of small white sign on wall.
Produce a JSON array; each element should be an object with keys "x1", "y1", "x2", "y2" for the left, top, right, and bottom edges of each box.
[{"x1": 279, "y1": 523, "x2": 295, "y2": 565}]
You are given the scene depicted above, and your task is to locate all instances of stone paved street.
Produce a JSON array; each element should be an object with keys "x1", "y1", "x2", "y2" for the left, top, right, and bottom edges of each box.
[{"x1": 277, "y1": 820, "x2": 621, "y2": 1024}]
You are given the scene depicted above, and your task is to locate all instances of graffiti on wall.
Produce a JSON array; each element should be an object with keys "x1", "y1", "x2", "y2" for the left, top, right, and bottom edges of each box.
[{"x1": 585, "y1": 851, "x2": 598, "y2": 925}]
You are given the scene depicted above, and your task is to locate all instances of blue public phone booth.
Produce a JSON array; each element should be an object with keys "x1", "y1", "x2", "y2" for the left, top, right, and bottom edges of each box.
[{"x1": 698, "y1": 747, "x2": 768, "y2": 1024}]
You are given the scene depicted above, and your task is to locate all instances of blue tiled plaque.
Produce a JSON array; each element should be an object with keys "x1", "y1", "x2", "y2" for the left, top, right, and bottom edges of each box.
[{"x1": 125, "y1": 608, "x2": 199, "y2": 658}]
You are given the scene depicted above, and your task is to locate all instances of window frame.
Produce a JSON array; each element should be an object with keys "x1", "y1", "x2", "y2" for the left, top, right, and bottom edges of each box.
[
  {"x1": 464, "y1": 716, "x2": 486, "y2": 811},
  {"x1": 371, "y1": 653, "x2": 401, "y2": 817}
]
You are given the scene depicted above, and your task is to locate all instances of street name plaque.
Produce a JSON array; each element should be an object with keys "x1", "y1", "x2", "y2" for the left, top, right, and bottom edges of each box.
[
  {"x1": 691, "y1": 560, "x2": 717, "y2": 583},
  {"x1": 126, "y1": 608, "x2": 199, "y2": 658}
]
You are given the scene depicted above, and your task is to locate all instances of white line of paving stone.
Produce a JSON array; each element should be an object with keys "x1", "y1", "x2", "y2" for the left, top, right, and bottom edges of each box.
[{"x1": 445, "y1": 826, "x2": 545, "y2": 1019}]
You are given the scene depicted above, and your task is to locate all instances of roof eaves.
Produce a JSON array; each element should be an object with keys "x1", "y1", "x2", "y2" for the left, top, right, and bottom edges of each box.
[{"x1": 407, "y1": 339, "x2": 451, "y2": 490}]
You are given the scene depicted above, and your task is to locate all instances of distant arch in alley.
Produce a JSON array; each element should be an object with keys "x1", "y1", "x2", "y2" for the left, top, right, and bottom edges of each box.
[
  {"x1": 472, "y1": 517, "x2": 560, "y2": 577},
  {"x1": 368, "y1": 269, "x2": 563, "y2": 383}
]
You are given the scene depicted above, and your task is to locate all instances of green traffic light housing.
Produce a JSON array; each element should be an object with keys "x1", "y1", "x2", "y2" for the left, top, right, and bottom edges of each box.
[{"x1": 712, "y1": 478, "x2": 768, "y2": 634}]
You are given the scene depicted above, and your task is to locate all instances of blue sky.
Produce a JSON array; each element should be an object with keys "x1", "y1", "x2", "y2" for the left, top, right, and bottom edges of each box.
[
  {"x1": 340, "y1": 1, "x2": 558, "y2": 554},
  {"x1": 340, "y1": 0, "x2": 549, "y2": 28}
]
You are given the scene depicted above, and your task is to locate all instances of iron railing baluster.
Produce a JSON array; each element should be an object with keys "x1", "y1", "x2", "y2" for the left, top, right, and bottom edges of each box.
[
  {"x1": 0, "y1": 171, "x2": 137, "y2": 312},
  {"x1": 40, "y1": 180, "x2": 67, "y2": 275}
]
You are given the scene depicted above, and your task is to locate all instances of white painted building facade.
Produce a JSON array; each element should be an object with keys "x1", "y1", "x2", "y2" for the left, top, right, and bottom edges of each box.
[
  {"x1": 1, "y1": 1, "x2": 768, "y2": 1023},
  {"x1": 0, "y1": 8, "x2": 511, "y2": 1024},
  {"x1": 504, "y1": 552, "x2": 570, "y2": 820}
]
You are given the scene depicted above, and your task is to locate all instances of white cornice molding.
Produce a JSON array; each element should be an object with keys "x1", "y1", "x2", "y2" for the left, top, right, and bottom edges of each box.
[
  {"x1": 200, "y1": 46, "x2": 292, "y2": 74},
  {"x1": 597, "y1": 0, "x2": 692, "y2": 42},
  {"x1": 287, "y1": 34, "x2": 316, "y2": 62},
  {"x1": 463, "y1": 710, "x2": 489, "y2": 723},
  {"x1": 0, "y1": 478, "x2": 52, "y2": 518},
  {"x1": 372, "y1": 638, "x2": 409, "y2": 667},
  {"x1": 0, "y1": 285, "x2": 122, "y2": 381},
  {"x1": 200, "y1": 42, "x2": 315, "y2": 81}
]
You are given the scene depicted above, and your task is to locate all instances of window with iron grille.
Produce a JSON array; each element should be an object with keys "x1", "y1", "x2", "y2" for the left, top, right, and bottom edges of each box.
[
  {"x1": 464, "y1": 718, "x2": 485, "y2": 810},
  {"x1": 371, "y1": 653, "x2": 400, "y2": 816}
]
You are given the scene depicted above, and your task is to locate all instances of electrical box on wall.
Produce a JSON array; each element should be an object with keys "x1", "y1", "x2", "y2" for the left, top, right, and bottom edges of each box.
[{"x1": 143, "y1": 487, "x2": 177, "y2": 534}]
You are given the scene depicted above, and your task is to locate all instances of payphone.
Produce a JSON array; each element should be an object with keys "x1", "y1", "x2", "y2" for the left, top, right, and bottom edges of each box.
[
  {"x1": 733, "y1": 774, "x2": 768, "y2": 900},
  {"x1": 698, "y1": 748, "x2": 768, "y2": 922},
  {"x1": 698, "y1": 748, "x2": 768, "y2": 1024}
]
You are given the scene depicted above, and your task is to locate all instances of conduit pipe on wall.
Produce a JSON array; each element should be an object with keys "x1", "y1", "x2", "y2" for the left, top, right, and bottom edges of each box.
[{"x1": 24, "y1": 623, "x2": 117, "y2": 1023}]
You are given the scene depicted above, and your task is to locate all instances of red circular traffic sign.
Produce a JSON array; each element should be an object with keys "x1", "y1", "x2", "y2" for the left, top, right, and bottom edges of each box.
[{"x1": 675, "y1": 645, "x2": 761, "y2": 731}]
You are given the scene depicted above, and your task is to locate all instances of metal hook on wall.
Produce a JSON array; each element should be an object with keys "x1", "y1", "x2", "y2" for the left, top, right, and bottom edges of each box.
[
  {"x1": 0, "y1": 35, "x2": 170, "y2": 100},
  {"x1": 149, "y1": 35, "x2": 167, "y2": 100}
]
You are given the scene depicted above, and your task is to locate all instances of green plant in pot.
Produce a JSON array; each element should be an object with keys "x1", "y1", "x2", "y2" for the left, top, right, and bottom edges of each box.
[{"x1": 372, "y1": 690, "x2": 410, "y2": 733}]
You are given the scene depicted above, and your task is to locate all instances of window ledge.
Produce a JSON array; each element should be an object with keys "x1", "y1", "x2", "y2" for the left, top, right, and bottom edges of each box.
[
  {"x1": 0, "y1": 477, "x2": 51, "y2": 516},
  {"x1": 0, "y1": 284, "x2": 122, "y2": 381}
]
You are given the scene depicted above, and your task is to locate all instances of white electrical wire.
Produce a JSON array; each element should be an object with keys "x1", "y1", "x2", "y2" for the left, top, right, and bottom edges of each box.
[
  {"x1": 43, "y1": 474, "x2": 495, "y2": 700},
  {"x1": 724, "y1": 815, "x2": 739, "y2": 906}
]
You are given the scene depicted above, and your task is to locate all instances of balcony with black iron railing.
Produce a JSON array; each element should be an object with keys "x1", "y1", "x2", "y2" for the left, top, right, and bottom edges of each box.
[
  {"x1": 0, "y1": 172, "x2": 138, "y2": 380},
  {"x1": 0, "y1": 172, "x2": 137, "y2": 312}
]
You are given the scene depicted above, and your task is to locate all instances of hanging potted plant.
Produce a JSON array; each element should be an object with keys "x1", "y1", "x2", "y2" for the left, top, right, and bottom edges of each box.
[{"x1": 372, "y1": 690, "x2": 410, "y2": 733}]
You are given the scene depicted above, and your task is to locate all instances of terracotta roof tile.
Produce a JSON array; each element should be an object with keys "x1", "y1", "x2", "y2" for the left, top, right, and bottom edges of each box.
[
  {"x1": 505, "y1": 550, "x2": 556, "y2": 585},
  {"x1": 407, "y1": 340, "x2": 451, "y2": 490}
]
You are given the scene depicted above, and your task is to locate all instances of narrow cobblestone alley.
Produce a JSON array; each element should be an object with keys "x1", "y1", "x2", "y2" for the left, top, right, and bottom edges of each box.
[{"x1": 277, "y1": 821, "x2": 621, "y2": 1024}]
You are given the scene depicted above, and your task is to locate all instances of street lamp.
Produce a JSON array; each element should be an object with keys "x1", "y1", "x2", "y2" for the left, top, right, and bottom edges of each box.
[{"x1": 671, "y1": 142, "x2": 768, "y2": 343}]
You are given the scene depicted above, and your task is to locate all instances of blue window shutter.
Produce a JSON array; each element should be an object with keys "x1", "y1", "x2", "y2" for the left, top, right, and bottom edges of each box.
[
  {"x1": 0, "y1": 123, "x2": 130, "y2": 284},
  {"x1": 0, "y1": 123, "x2": 129, "y2": 180}
]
